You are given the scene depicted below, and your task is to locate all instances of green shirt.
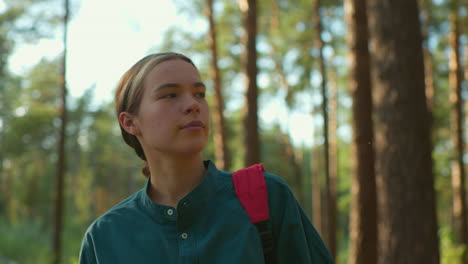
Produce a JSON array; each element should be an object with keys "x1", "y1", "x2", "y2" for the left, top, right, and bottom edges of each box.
[{"x1": 79, "y1": 161, "x2": 333, "y2": 264}]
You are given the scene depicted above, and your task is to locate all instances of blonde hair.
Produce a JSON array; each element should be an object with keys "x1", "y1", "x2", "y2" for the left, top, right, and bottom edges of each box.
[{"x1": 114, "y1": 52, "x2": 196, "y2": 177}]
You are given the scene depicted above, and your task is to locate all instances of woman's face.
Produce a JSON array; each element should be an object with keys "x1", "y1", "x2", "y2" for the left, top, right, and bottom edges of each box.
[{"x1": 127, "y1": 59, "x2": 210, "y2": 157}]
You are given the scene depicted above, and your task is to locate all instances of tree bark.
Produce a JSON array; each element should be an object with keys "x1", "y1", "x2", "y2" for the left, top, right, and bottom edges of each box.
[
  {"x1": 312, "y1": 0, "x2": 334, "y2": 257},
  {"x1": 0, "y1": 92, "x2": 4, "y2": 215},
  {"x1": 239, "y1": 0, "x2": 260, "y2": 166},
  {"x1": 312, "y1": 146, "x2": 323, "y2": 237},
  {"x1": 420, "y1": 0, "x2": 435, "y2": 131},
  {"x1": 367, "y1": 0, "x2": 440, "y2": 263},
  {"x1": 53, "y1": 0, "x2": 69, "y2": 263},
  {"x1": 466, "y1": 44, "x2": 468, "y2": 161},
  {"x1": 328, "y1": 66, "x2": 338, "y2": 262},
  {"x1": 448, "y1": 1, "x2": 468, "y2": 254},
  {"x1": 344, "y1": 0, "x2": 377, "y2": 264},
  {"x1": 280, "y1": 130, "x2": 303, "y2": 204},
  {"x1": 206, "y1": 0, "x2": 230, "y2": 171}
]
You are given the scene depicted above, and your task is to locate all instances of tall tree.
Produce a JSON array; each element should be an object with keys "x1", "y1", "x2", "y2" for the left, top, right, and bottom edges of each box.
[
  {"x1": 367, "y1": 0, "x2": 440, "y2": 263},
  {"x1": 466, "y1": 44, "x2": 468, "y2": 148},
  {"x1": 466, "y1": 44, "x2": 468, "y2": 82},
  {"x1": 0, "y1": 7, "x2": 21, "y2": 213},
  {"x1": 279, "y1": 131, "x2": 304, "y2": 203},
  {"x1": 448, "y1": 0, "x2": 468, "y2": 256},
  {"x1": 328, "y1": 65, "x2": 339, "y2": 262},
  {"x1": 344, "y1": 0, "x2": 377, "y2": 263},
  {"x1": 312, "y1": 0, "x2": 335, "y2": 257},
  {"x1": 53, "y1": 0, "x2": 69, "y2": 263},
  {"x1": 239, "y1": 0, "x2": 260, "y2": 166},
  {"x1": 206, "y1": 0, "x2": 230, "y2": 171},
  {"x1": 312, "y1": 146, "x2": 323, "y2": 237},
  {"x1": 420, "y1": 0, "x2": 436, "y2": 128}
]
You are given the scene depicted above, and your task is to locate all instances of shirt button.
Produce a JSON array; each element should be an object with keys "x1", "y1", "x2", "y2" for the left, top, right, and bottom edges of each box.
[
  {"x1": 167, "y1": 209, "x2": 174, "y2": 216},
  {"x1": 181, "y1": 233, "x2": 188, "y2": 240}
]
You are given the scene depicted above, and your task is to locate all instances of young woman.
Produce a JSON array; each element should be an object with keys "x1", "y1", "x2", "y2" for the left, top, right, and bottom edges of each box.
[{"x1": 79, "y1": 52, "x2": 333, "y2": 264}]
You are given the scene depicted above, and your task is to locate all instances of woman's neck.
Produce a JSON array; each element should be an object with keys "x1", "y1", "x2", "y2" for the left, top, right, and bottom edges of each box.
[{"x1": 146, "y1": 153, "x2": 206, "y2": 208}]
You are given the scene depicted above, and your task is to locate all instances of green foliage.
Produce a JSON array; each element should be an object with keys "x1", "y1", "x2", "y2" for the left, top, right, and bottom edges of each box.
[
  {"x1": 260, "y1": 123, "x2": 294, "y2": 180},
  {"x1": 440, "y1": 227, "x2": 467, "y2": 264},
  {"x1": 0, "y1": 218, "x2": 52, "y2": 264},
  {"x1": 0, "y1": 54, "x2": 145, "y2": 262},
  {"x1": 0, "y1": 0, "x2": 465, "y2": 263},
  {"x1": 225, "y1": 109, "x2": 245, "y2": 170},
  {"x1": 4, "y1": 0, "x2": 64, "y2": 41},
  {"x1": 336, "y1": 138, "x2": 351, "y2": 264},
  {"x1": 1, "y1": 58, "x2": 59, "y2": 225}
]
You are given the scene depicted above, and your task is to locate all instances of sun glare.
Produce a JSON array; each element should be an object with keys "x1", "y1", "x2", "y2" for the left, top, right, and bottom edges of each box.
[{"x1": 7, "y1": 0, "x2": 314, "y2": 146}]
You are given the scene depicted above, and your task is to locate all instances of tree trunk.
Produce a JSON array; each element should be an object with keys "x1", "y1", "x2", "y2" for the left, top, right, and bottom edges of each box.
[
  {"x1": 0, "y1": 100, "x2": 4, "y2": 215},
  {"x1": 466, "y1": 44, "x2": 468, "y2": 158},
  {"x1": 206, "y1": 0, "x2": 230, "y2": 171},
  {"x1": 312, "y1": 0, "x2": 334, "y2": 257},
  {"x1": 420, "y1": 0, "x2": 435, "y2": 131},
  {"x1": 280, "y1": 128, "x2": 303, "y2": 204},
  {"x1": 328, "y1": 66, "x2": 338, "y2": 262},
  {"x1": 312, "y1": 145, "x2": 323, "y2": 237},
  {"x1": 367, "y1": 0, "x2": 440, "y2": 263},
  {"x1": 239, "y1": 0, "x2": 260, "y2": 166},
  {"x1": 449, "y1": 1, "x2": 468, "y2": 254},
  {"x1": 465, "y1": 44, "x2": 468, "y2": 82},
  {"x1": 95, "y1": 186, "x2": 109, "y2": 216},
  {"x1": 344, "y1": 0, "x2": 377, "y2": 263},
  {"x1": 53, "y1": 0, "x2": 69, "y2": 263}
]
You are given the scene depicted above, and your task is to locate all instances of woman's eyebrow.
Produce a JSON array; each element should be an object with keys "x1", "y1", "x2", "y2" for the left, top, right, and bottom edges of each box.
[
  {"x1": 194, "y1": 82, "x2": 206, "y2": 88},
  {"x1": 154, "y1": 83, "x2": 180, "y2": 92}
]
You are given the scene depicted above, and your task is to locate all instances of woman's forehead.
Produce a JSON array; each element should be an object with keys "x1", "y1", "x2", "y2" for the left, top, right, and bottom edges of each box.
[{"x1": 148, "y1": 59, "x2": 200, "y2": 81}]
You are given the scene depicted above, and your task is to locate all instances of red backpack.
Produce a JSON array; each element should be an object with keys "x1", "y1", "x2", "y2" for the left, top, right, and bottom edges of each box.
[{"x1": 232, "y1": 164, "x2": 276, "y2": 264}]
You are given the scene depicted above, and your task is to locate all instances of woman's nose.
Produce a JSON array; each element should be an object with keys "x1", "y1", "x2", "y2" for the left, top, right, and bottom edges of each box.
[{"x1": 183, "y1": 96, "x2": 201, "y2": 114}]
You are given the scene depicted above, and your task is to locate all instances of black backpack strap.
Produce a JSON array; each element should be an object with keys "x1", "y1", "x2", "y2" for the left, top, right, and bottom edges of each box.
[{"x1": 255, "y1": 221, "x2": 276, "y2": 264}]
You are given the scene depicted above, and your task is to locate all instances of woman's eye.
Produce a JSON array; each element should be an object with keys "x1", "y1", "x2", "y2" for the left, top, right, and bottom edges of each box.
[
  {"x1": 196, "y1": 92, "x2": 206, "y2": 98},
  {"x1": 161, "y1": 93, "x2": 176, "y2": 99}
]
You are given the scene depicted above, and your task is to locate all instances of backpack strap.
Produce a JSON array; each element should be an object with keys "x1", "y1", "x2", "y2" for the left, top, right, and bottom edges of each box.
[{"x1": 232, "y1": 164, "x2": 276, "y2": 264}]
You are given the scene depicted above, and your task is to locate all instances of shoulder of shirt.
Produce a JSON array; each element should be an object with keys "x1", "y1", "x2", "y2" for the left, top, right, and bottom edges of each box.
[
  {"x1": 84, "y1": 189, "x2": 143, "y2": 234},
  {"x1": 263, "y1": 171, "x2": 289, "y2": 188},
  {"x1": 263, "y1": 171, "x2": 295, "y2": 198}
]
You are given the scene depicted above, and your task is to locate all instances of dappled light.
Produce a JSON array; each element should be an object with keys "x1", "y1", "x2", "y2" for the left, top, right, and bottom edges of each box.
[{"x1": 0, "y1": 0, "x2": 467, "y2": 263}]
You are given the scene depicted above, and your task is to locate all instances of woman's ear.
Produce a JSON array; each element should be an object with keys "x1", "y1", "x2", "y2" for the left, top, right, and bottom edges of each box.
[{"x1": 119, "y1": 112, "x2": 140, "y2": 136}]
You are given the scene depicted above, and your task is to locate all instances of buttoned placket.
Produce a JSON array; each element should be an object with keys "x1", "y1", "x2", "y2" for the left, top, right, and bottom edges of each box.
[{"x1": 177, "y1": 199, "x2": 195, "y2": 262}]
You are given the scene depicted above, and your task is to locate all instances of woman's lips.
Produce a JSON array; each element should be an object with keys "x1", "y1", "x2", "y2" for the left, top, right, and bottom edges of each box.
[{"x1": 182, "y1": 120, "x2": 204, "y2": 130}]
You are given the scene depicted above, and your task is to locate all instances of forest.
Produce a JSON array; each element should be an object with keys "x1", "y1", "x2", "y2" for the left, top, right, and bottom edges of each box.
[{"x1": 0, "y1": 0, "x2": 467, "y2": 263}]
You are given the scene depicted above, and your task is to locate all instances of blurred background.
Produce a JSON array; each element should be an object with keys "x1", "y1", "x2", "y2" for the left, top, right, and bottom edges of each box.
[{"x1": 0, "y1": 0, "x2": 467, "y2": 263}]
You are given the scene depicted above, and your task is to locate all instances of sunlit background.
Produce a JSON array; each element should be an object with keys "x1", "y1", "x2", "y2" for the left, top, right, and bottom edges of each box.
[
  {"x1": 1, "y1": 0, "x2": 466, "y2": 263},
  {"x1": 7, "y1": 0, "x2": 317, "y2": 147}
]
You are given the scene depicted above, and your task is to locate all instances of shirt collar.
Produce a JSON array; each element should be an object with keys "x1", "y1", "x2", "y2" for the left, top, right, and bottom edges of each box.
[{"x1": 138, "y1": 160, "x2": 222, "y2": 223}]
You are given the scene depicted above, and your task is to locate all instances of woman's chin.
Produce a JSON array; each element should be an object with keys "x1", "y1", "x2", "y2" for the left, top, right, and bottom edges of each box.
[{"x1": 171, "y1": 142, "x2": 207, "y2": 156}]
